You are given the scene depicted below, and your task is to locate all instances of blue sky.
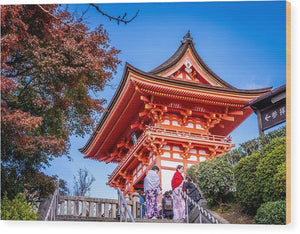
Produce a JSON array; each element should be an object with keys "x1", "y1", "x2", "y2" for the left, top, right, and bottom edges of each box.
[{"x1": 42, "y1": 1, "x2": 287, "y2": 199}]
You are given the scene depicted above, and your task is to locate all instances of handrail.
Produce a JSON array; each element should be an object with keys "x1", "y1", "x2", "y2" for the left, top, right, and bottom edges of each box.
[
  {"x1": 180, "y1": 188, "x2": 220, "y2": 224},
  {"x1": 117, "y1": 188, "x2": 135, "y2": 222},
  {"x1": 44, "y1": 188, "x2": 58, "y2": 221}
]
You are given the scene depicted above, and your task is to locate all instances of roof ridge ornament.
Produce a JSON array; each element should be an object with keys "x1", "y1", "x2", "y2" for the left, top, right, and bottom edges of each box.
[{"x1": 181, "y1": 30, "x2": 195, "y2": 45}]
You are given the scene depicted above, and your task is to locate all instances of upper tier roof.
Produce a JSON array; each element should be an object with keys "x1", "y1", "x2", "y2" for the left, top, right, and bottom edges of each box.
[
  {"x1": 79, "y1": 32, "x2": 272, "y2": 160},
  {"x1": 149, "y1": 31, "x2": 236, "y2": 89}
]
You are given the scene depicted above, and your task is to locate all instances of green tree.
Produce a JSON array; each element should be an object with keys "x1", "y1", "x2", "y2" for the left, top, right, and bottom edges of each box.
[
  {"x1": 189, "y1": 158, "x2": 235, "y2": 207},
  {"x1": 218, "y1": 148, "x2": 246, "y2": 167},
  {"x1": 239, "y1": 126, "x2": 286, "y2": 157},
  {"x1": 218, "y1": 126, "x2": 286, "y2": 169},
  {"x1": 1, "y1": 193, "x2": 40, "y2": 220}
]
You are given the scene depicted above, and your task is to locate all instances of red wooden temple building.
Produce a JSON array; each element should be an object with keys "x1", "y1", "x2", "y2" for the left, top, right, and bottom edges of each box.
[{"x1": 80, "y1": 32, "x2": 272, "y2": 196}]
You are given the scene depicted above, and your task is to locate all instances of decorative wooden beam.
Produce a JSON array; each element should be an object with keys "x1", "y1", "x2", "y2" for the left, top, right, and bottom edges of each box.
[
  {"x1": 181, "y1": 142, "x2": 193, "y2": 159},
  {"x1": 179, "y1": 108, "x2": 193, "y2": 126},
  {"x1": 145, "y1": 103, "x2": 154, "y2": 110},
  {"x1": 143, "y1": 135, "x2": 165, "y2": 156},
  {"x1": 139, "y1": 110, "x2": 148, "y2": 118},
  {"x1": 120, "y1": 171, "x2": 133, "y2": 183},
  {"x1": 134, "y1": 85, "x2": 141, "y2": 93},
  {"x1": 105, "y1": 156, "x2": 116, "y2": 164},
  {"x1": 100, "y1": 155, "x2": 110, "y2": 162},
  {"x1": 134, "y1": 150, "x2": 149, "y2": 166},
  {"x1": 130, "y1": 123, "x2": 140, "y2": 129},
  {"x1": 228, "y1": 110, "x2": 244, "y2": 116},
  {"x1": 140, "y1": 95, "x2": 150, "y2": 103},
  {"x1": 110, "y1": 150, "x2": 118, "y2": 157},
  {"x1": 117, "y1": 140, "x2": 125, "y2": 148},
  {"x1": 219, "y1": 123, "x2": 225, "y2": 128},
  {"x1": 221, "y1": 115, "x2": 235, "y2": 121},
  {"x1": 131, "y1": 120, "x2": 146, "y2": 131},
  {"x1": 191, "y1": 70, "x2": 198, "y2": 81}
]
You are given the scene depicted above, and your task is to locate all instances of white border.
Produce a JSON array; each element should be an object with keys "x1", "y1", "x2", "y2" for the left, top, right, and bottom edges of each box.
[{"x1": 0, "y1": 1, "x2": 297, "y2": 234}]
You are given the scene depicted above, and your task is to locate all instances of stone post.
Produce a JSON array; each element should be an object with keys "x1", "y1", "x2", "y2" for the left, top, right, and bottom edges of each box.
[
  {"x1": 132, "y1": 192, "x2": 139, "y2": 219},
  {"x1": 60, "y1": 200, "x2": 65, "y2": 215},
  {"x1": 104, "y1": 203, "x2": 110, "y2": 217},
  {"x1": 89, "y1": 202, "x2": 94, "y2": 217},
  {"x1": 67, "y1": 199, "x2": 72, "y2": 215},
  {"x1": 125, "y1": 194, "x2": 130, "y2": 220},
  {"x1": 74, "y1": 200, "x2": 79, "y2": 216},
  {"x1": 82, "y1": 200, "x2": 87, "y2": 217},
  {"x1": 97, "y1": 202, "x2": 102, "y2": 217},
  {"x1": 111, "y1": 203, "x2": 117, "y2": 218}
]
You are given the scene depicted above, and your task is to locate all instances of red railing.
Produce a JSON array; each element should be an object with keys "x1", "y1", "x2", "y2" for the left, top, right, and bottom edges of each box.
[
  {"x1": 108, "y1": 126, "x2": 232, "y2": 181},
  {"x1": 146, "y1": 126, "x2": 232, "y2": 144}
]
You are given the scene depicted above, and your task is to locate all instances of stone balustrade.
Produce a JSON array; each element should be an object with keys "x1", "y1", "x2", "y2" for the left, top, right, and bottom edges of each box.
[{"x1": 57, "y1": 193, "x2": 141, "y2": 220}]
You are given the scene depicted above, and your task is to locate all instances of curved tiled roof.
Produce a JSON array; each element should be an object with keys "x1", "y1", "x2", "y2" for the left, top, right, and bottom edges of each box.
[
  {"x1": 79, "y1": 62, "x2": 272, "y2": 155},
  {"x1": 80, "y1": 32, "x2": 273, "y2": 158},
  {"x1": 149, "y1": 31, "x2": 236, "y2": 89}
]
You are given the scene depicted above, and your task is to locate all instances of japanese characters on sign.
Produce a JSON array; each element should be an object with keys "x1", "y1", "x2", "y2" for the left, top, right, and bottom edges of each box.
[{"x1": 261, "y1": 101, "x2": 286, "y2": 131}]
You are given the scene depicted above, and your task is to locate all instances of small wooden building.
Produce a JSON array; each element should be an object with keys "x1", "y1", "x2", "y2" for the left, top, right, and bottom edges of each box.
[{"x1": 80, "y1": 32, "x2": 272, "y2": 196}]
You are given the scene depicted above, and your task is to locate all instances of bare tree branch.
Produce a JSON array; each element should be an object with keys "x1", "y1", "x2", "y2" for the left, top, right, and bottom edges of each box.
[
  {"x1": 89, "y1": 3, "x2": 139, "y2": 24},
  {"x1": 77, "y1": 4, "x2": 91, "y2": 23},
  {"x1": 37, "y1": 4, "x2": 139, "y2": 37},
  {"x1": 37, "y1": 4, "x2": 87, "y2": 34},
  {"x1": 73, "y1": 168, "x2": 95, "y2": 197}
]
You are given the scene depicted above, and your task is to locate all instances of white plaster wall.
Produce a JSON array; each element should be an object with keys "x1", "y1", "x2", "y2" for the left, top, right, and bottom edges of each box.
[
  {"x1": 161, "y1": 160, "x2": 181, "y2": 168},
  {"x1": 161, "y1": 169, "x2": 175, "y2": 193}
]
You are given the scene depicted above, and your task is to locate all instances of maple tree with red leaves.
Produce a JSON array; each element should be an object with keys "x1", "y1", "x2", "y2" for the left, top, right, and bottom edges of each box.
[{"x1": 1, "y1": 4, "x2": 121, "y2": 199}]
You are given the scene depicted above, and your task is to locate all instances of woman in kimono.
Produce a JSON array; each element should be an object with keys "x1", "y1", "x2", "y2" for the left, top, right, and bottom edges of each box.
[
  {"x1": 143, "y1": 165, "x2": 161, "y2": 219},
  {"x1": 171, "y1": 165, "x2": 186, "y2": 221}
]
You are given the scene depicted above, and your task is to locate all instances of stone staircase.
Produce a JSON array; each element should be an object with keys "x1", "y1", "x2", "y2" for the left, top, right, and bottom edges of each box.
[
  {"x1": 37, "y1": 187, "x2": 223, "y2": 224},
  {"x1": 187, "y1": 198, "x2": 229, "y2": 224},
  {"x1": 55, "y1": 216, "x2": 183, "y2": 223}
]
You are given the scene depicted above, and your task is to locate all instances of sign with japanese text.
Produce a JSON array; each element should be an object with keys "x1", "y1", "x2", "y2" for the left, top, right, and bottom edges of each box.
[{"x1": 261, "y1": 101, "x2": 286, "y2": 131}]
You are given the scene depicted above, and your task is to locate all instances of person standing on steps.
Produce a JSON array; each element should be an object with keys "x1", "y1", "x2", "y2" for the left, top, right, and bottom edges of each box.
[
  {"x1": 171, "y1": 165, "x2": 186, "y2": 221},
  {"x1": 137, "y1": 189, "x2": 146, "y2": 218},
  {"x1": 185, "y1": 177, "x2": 201, "y2": 213},
  {"x1": 162, "y1": 190, "x2": 173, "y2": 219},
  {"x1": 143, "y1": 165, "x2": 161, "y2": 219}
]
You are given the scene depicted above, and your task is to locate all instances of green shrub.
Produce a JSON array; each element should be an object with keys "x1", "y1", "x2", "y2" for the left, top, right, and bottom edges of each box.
[
  {"x1": 234, "y1": 136, "x2": 286, "y2": 214},
  {"x1": 192, "y1": 158, "x2": 235, "y2": 207},
  {"x1": 188, "y1": 127, "x2": 287, "y2": 214},
  {"x1": 254, "y1": 200, "x2": 286, "y2": 224},
  {"x1": 0, "y1": 193, "x2": 39, "y2": 220},
  {"x1": 259, "y1": 136, "x2": 286, "y2": 159},
  {"x1": 256, "y1": 137, "x2": 286, "y2": 202},
  {"x1": 187, "y1": 164, "x2": 199, "y2": 181},
  {"x1": 234, "y1": 152, "x2": 262, "y2": 214},
  {"x1": 273, "y1": 162, "x2": 286, "y2": 198}
]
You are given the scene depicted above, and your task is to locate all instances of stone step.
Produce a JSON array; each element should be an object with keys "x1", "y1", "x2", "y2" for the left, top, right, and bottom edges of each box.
[
  {"x1": 55, "y1": 215, "x2": 184, "y2": 223},
  {"x1": 135, "y1": 218, "x2": 184, "y2": 223},
  {"x1": 55, "y1": 215, "x2": 118, "y2": 222}
]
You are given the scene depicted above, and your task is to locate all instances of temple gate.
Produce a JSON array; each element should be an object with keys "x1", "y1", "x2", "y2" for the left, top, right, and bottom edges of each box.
[{"x1": 80, "y1": 32, "x2": 272, "y2": 196}]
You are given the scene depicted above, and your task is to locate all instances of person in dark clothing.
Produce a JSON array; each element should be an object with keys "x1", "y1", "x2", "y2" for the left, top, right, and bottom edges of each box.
[
  {"x1": 185, "y1": 177, "x2": 201, "y2": 212},
  {"x1": 162, "y1": 190, "x2": 173, "y2": 219},
  {"x1": 138, "y1": 189, "x2": 146, "y2": 218}
]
